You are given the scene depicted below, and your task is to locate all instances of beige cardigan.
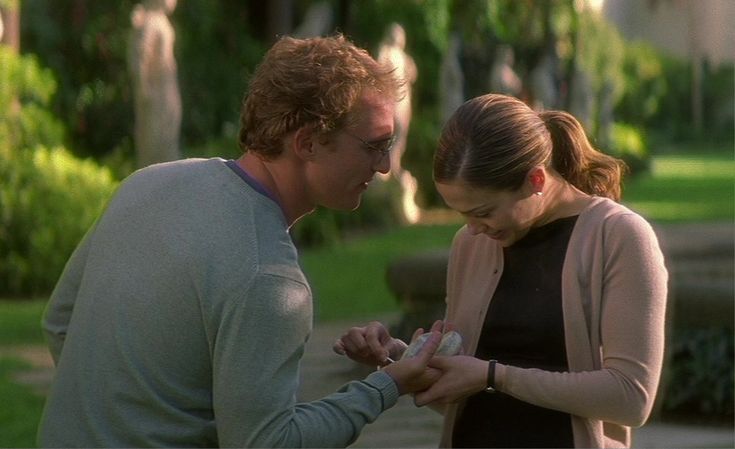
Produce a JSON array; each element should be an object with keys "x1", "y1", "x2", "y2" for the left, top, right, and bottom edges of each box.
[{"x1": 439, "y1": 197, "x2": 668, "y2": 448}]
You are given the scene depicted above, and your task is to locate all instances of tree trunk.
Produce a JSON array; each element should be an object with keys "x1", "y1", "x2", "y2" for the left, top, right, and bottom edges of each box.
[
  {"x1": 688, "y1": 2, "x2": 704, "y2": 133},
  {"x1": 0, "y1": 1, "x2": 20, "y2": 52}
]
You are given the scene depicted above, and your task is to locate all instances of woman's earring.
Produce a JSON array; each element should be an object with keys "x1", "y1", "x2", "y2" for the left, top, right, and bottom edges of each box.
[{"x1": 534, "y1": 191, "x2": 543, "y2": 196}]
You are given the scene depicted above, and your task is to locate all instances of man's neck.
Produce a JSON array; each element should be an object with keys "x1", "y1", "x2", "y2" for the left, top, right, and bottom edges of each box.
[{"x1": 235, "y1": 153, "x2": 314, "y2": 227}]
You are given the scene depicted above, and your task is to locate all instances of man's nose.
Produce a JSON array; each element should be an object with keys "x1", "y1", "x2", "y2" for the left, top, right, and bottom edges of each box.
[{"x1": 374, "y1": 153, "x2": 390, "y2": 174}]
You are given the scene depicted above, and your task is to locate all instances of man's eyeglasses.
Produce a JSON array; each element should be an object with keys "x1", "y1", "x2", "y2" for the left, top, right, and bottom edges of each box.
[{"x1": 344, "y1": 131, "x2": 396, "y2": 158}]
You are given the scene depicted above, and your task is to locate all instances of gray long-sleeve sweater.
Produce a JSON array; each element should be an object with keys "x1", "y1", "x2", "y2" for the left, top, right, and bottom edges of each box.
[{"x1": 37, "y1": 158, "x2": 398, "y2": 448}]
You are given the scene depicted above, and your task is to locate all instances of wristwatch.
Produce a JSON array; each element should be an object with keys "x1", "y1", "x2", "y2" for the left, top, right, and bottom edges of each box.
[{"x1": 485, "y1": 359, "x2": 497, "y2": 393}]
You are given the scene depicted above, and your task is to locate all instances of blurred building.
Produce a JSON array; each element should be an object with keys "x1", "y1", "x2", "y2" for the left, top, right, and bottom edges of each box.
[
  {"x1": 597, "y1": 0, "x2": 734, "y2": 131},
  {"x1": 600, "y1": 0, "x2": 734, "y2": 67}
]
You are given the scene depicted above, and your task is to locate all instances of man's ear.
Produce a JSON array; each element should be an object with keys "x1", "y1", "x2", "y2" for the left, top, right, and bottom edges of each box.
[{"x1": 292, "y1": 126, "x2": 317, "y2": 161}]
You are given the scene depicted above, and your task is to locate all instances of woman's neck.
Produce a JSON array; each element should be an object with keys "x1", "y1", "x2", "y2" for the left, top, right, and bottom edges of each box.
[{"x1": 534, "y1": 176, "x2": 591, "y2": 227}]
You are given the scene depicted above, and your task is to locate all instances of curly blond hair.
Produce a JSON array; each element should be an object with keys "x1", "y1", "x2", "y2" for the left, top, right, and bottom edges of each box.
[{"x1": 239, "y1": 34, "x2": 402, "y2": 159}]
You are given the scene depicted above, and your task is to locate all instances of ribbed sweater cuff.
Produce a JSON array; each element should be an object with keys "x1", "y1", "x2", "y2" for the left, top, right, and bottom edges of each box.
[{"x1": 364, "y1": 370, "x2": 400, "y2": 411}]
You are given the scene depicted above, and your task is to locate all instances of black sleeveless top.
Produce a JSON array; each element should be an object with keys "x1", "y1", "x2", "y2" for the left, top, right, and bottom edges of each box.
[{"x1": 452, "y1": 215, "x2": 578, "y2": 448}]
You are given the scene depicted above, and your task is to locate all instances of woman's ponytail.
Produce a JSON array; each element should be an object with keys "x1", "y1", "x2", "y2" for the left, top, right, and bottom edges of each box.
[{"x1": 540, "y1": 110, "x2": 627, "y2": 201}]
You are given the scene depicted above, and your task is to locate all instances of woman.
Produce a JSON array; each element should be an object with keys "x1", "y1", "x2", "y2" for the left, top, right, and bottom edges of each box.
[{"x1": 335, "y1": 94, "x2": 668, "y2": 448}]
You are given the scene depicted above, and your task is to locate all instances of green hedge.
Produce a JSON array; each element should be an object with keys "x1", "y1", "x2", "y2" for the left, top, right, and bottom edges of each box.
[
  {"x1": 662, "y1": 327, "x2": 734, "y2": 422},
  {"x1": 609, "y1": 122, "x2": 650, "y2": 175},
  {"x1": 0, "y1": 46, "x2": 65, "y2": 151},
  {"x1": 0, "y1": 146, "x2": 118, "y2": 296}
]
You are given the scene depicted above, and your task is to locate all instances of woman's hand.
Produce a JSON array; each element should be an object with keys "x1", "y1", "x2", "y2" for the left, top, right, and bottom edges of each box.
[
  {"x1": 333, "y1": 321, "x2": 407, "y2": 366},
  {"x1": 413, "y1": 355, "x2": 490, "y2": 406},
  {"x1": 381, "y1": 328, "x2": 443, "y2": 395}
]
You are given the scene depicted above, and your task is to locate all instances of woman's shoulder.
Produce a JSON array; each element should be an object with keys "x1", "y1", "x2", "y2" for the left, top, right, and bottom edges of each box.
[
  {"x1": 581, "y1": 196, "x2": 648, "y2": 222},
  {"x1": 578, "y1": 196, "x2": 658, "y2": 239}
]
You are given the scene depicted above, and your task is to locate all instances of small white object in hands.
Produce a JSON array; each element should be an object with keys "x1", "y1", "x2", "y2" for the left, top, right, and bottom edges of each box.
[{"x1": 400, "y1": 331, "x2": 463, "y2": 360}]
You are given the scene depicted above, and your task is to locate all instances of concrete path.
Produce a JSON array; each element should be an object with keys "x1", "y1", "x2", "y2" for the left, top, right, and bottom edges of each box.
[{"x1": 4, "y1": 319, "x2": 733, "y2": 448}]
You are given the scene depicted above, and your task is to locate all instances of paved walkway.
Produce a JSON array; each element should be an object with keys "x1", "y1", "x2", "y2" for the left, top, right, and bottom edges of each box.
[
  {"x1": 5, "y1": 318, "x2": 733, "y2": 448},
  {"x1": 297, "y1": 316, "x2": 443, "y2": 448}
]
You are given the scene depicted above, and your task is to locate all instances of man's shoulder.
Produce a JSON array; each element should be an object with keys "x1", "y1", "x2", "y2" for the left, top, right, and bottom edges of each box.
[{"x1": 133, "y1": 157, "x2": 225, "y2": 177}]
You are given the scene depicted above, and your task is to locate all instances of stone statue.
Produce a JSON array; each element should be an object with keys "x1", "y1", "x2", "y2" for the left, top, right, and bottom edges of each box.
[
  {"x1": 597, "y1": 80, "x2": 615, "y2": 148},
  {"x1": 440, "y1": 32, "x2": 465, "y2": 125},
  {"x1": 489, "y1": 45, "x2": 522, "y2": 97},
  {"x1": 292, "y1": 1, "x2": 333, "y2": 38},
  {"x1": 128, "y1": 0, "x2": 182, "y2": 168},
  {"x1": 377, "y1": 23, "x2": 420, "y2": 224},
  {"x1": 568, "y1": 66, "x2": 593, "y2": 132},
  {"x1": 529, "y1": 51, "x2": 560, "y2": 110},
  {"x1": 377, "y1": 23, "x2": 417, "y2": 175}
]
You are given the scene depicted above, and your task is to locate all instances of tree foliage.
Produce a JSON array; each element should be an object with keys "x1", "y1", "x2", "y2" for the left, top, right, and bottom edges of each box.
[
  {"x1": 0, "y1": 146, "x2": 118, "y2": 296},
  {"x1": 0, "y1": 47, "x2": 118, "y2": 297},
  {"x1": 18, "y1": 1, "x2": 729, "y2": 159},
  {"x1": 20, "y1": 0, "x2": 266, "y2": 158},
  {"x1": 10, "y1": 0, "x2": 732, "y2": 247},
  {"x1": 0, "y1": 46, "x2": 64, "y2": 152}
]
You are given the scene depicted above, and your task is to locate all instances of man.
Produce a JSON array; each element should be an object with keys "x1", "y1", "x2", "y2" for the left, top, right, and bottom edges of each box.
[{"x1": 38, "y1": 34, "x2": 440, "y2": 448}]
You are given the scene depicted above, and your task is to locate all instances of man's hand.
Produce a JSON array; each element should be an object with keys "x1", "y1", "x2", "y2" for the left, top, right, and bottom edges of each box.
[
  {"x1": 333, "y1": 321, "x2": 407, "y2": 366},
  {"x1": 381, "y1": 324, "x2": 443, "y2": 396}
]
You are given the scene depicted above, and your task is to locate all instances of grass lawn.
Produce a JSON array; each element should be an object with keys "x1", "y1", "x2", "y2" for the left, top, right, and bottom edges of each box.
[
  {"x1": 0, "y1": 299, "x2": 48, "y2": 447},
  {"x1": 0, "y1": 300, "x2": 47, "y2": 346},
  {"x1": 622, "y1": 151, "x2": 734, "y2": 222},
  {"x1": 0, "y1": 358, "x2": 46, "y2": 447},
  {"x1": 300, "y1": 223, "x2": 460, "y2": 322}
]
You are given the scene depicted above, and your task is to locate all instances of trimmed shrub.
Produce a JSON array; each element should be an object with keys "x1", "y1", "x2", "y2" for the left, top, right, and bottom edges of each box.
[
  {"x1": 0, "y1": 47, "x2": 65, "y2": 151},
  {"x1": 0, "y1": 146, "x2": 118, "y2": 296},
  {"x1": 609, "y1": 122, "x2": 650, "y2": 176},
  {"x1": 662, "y1": 326, "x2": 734, "y2": 422}
]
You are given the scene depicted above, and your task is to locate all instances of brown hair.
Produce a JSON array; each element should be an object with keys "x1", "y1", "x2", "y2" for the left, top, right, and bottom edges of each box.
[
  {"x1": 433, "y1": 94, "x2": 627, "y2": 200},
  {"x1": 238, "y1": 34, "x2": 402, "y2": 159}
]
